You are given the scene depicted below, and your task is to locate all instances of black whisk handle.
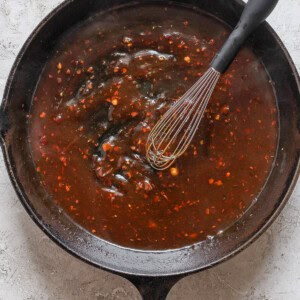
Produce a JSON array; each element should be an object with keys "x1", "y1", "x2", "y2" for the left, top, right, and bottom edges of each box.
[{"x1": 211, "y1": 0, "x2": 279, "y2": 73}]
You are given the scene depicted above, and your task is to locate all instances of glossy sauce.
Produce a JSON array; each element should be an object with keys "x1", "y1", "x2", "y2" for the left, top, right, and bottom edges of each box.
[{"x1": 29, "y1": 5, "x2": 278, "y2": 250}]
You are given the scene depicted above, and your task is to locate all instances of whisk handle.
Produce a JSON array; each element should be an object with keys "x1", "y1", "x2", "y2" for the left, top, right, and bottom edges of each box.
[{"x1": 211, "y1": 0, "x2": 279, "y2": 73}]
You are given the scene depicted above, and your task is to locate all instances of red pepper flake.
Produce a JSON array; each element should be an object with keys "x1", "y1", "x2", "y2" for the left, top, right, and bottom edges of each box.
[
  {"x1": 177, "y1": 41, "x2": 185, "y2": 49},
  {"x1": 174, "y1": 205, "x2": 180, "y2": 212},
  {"x1": 65, "y1": 69, "x2": 71, "y2": 75},
  {"x1": 161, "y1": 192, "x2": 169, "y2": 201},
  {"x1": 226, "y1": 172, "x2": 231, "y2": 178},
  {"x1": 69, "y1": 205, "x2": 76, "y2": 211},
  {"x1": 170, "y1": 167, "x2": 179, "y2": 176},
  {"x1": 36, "y1": 167, "x2": 41, "y2": 172},
  {"x1": 122, "y1": 68, "x2": 128, "y2": 74},
  {"x1": 65, "y1": 185, "x2": 71, "y2": 192},
  {"x1": 224, "y1": 78, "x2": 231, "y2": 86},
  {"x1": 131, "y1": 112, "x2": 139, "y2": 117},
  {"x1": 92, "y1": 229, "x2": 96, "y2": 233},
  {"x1": 76, "y1": 69, "x2": 82, "y2": 75},
  {"x1": 218, "y1": 161, "x2": 226, "y2": 168},
  {"x1": 215, "y1": 114, "x2": 220, "y2": 120},
  {"x1": 221, "y1": 105, "x2": 230, "y2": 115},
  {"x1": 153, "y1": 196, "x2": 160, "y2": 203},
  {"x1": 57, "y1": 62, "x2": 62, "y2": 70},
  {"x1": 59, "y1": 156, "x2": 68, "y2": 166},
  {"x1": 39, "y1": 112, "x2": 46, "y2": 119},
  {"x1": 205, "y1": 208, "x2": 210, "y2": 215},
  {"x1": 87, "y1": 66, "x2": 94, "y2": 73},
  {"x1": 111, "y1": 98, "x2": 118, "y2": 106},
  {"x1": 189, "y1": 233, "x2": 197, "y2": 238},
  {"x1": 184, "y1": 56, "x2": 191, "y2": 63},
  {"x1": 102, "y1": 143, "x2": 112, "y2": 152},
  {"x1": 208, "y1": 178, "x2": 214, "y2": 185},
  {"x1": 215, "y1": 180, "x2": 223, "y2": 186},
  {"x1": 148, "y1": 221, "x2": 158, "y2": 229},
  {"x1": 53, "y1": 114, "x2": 63, "y2": 124}
]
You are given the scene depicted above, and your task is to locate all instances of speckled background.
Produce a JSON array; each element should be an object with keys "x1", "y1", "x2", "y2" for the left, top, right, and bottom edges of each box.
[{"x1": 0, "y1": 0, "x2": 299, "y2": 299}]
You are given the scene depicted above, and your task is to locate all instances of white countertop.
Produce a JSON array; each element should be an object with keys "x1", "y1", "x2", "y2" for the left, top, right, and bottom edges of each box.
[{"x1": 0, "y1": 1, "x2": 299, "y2": 299}]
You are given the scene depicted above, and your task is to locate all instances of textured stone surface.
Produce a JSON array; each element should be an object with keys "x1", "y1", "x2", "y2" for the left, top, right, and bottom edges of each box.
[{"x1": 0, "y1": 0, "x2": 299, "y2": 299}]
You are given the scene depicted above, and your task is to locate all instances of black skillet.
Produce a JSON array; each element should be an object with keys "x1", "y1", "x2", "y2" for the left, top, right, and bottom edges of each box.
[{"x1": 1, "y1": 0, "x2": 300, "y2": 299}]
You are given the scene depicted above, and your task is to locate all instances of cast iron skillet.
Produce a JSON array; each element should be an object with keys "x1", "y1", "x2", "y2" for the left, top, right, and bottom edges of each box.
[{"x1": 1, "y1": 0, "x2": 300, "y2": 299}]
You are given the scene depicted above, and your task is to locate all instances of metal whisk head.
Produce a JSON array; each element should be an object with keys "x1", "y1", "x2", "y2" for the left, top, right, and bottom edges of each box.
[{"x1": 146, "y1": 68, "x2": 220, "y2": 170}]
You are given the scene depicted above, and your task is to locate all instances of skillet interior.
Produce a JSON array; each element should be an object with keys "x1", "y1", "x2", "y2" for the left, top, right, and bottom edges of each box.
[{"x1": 1, "y1": 0, "x2": 300, "y2": 277}]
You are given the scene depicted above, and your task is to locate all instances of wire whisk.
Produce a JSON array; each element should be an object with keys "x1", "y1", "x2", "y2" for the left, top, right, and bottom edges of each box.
[
  {"x1": 146, "y1": 0, "x2": 279, "y2": 170},
  {"x1": 146, "y1": 68, "x2": 220, "y2": 170}
]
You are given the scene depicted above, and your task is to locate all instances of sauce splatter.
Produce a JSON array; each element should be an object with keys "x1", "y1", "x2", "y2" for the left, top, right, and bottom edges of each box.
[{"x1": 29, "y1": 5, "x2": 278, "y2": 250}]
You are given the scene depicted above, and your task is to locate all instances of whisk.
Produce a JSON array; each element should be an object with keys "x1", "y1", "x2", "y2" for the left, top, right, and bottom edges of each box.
[{"x1": 146, "y1": 0, "x2": 279, "y2": 170}]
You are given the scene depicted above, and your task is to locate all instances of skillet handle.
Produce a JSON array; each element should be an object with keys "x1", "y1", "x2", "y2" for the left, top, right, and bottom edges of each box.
[
  {"x1": 126, "y1": 275, "x2": 183, "y2": 300},
  {"x1": 211, "y1": 0, "x2": 279, "y2": 73}
]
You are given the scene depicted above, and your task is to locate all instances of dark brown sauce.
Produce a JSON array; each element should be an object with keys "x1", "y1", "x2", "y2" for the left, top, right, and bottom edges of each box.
[{"x1": 29, "y1": 5, "x2": 278, "y2": 250}]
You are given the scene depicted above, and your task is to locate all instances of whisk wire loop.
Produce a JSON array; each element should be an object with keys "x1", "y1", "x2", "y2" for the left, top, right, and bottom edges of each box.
[{"x1": 146, "y1": 68, "x2": 220, "y2": 170}]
